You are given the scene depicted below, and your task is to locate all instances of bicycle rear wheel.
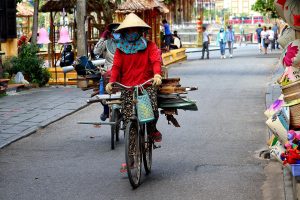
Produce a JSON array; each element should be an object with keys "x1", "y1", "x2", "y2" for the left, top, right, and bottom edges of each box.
[
  {"x1": 125, "y1": 121, "x2": 142, "y2": 188},
  {"x1": 110, "y1": 108, "x2": 120, "y2": 150},
  {"x1": 142, "y1": 124, "x2": 152, "y2": 174}
]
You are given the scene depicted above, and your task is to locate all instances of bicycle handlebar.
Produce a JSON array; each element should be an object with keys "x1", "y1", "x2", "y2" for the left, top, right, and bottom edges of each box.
[{"x1": 112, "y1": 78, "x2": 154, "y2": 89}]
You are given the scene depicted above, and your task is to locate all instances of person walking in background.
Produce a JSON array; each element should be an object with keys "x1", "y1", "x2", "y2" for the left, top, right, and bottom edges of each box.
[
  {"x1": 226, "y1": 25, "x2": 235, "y2": 58},
  {"x1": 162, "y1": 19, "x2": 172, "y2": 51},
  {"x1": 256, "y1": 24, "x2": 263, "y2": 52},
  {"x1": 272, "y1": 23, "x2": 280, "y2": 49},
  {"x1": 216, "y1": 28, "x2": 227, "y2": 59},
  {"x1": 267, "y1": 26, "x2": 275, "y2": 51},
  {"x1": 239, "y1": 24, "x2": 244, "y2": 46},
  {"x1": 201, "y1": 26, "x2": 210, "y2": 59},
  {"x1": 261, "y1": 26, "x2": 270, "y2": 54}
]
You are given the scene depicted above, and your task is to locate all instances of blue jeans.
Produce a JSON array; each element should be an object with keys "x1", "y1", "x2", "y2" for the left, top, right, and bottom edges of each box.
[{"x1": 219, "y1": 42, "x2": 226, "y2": 55}]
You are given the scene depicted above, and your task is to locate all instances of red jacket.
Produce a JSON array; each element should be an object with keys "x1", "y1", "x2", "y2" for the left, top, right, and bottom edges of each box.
[{"x1": 109, "y1": 41, "x2": 161, "y2": 86}]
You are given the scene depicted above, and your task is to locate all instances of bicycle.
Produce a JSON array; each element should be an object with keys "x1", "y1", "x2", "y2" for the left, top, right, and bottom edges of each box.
[
  {"x1": 112, "y1": 79, "x2": 154, "y2": 188},
  {"x1": 106, "y1": 95, "x2": 123, "y2": 150},
  {"x1": 81, "y1": 92, "x2": 124, "y2": 150}
]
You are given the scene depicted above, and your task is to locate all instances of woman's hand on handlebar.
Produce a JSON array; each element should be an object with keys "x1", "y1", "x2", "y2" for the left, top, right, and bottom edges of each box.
[
  {"x1": 153, "y1": 74, "x2": 162, "y2": 86},
  {"x1": 106, "y1": 82, "x2": 113, "y2": 94}
]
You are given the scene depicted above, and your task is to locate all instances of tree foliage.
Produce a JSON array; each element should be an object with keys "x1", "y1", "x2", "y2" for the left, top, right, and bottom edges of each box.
[
  {"x1": 251, "y1": 0, "x2": 278, "y2": 18},
  {"x1": 7, "y1": 44, "x2": 50, "y2": 86},
  {"x1": 163, "y1": 0, "x2": 176, "y2": 4}
]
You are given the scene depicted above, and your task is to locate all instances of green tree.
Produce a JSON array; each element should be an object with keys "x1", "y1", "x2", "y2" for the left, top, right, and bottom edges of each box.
[
  {"x1": 252, "y1": 0, "x2": 278, "y2": 18},
  {"x1": 163, "y1": 0, "x2": 176, "y2": 4}
]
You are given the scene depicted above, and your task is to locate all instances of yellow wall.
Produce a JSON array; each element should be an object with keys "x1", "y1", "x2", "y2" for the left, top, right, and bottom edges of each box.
[{"x1": 1, "y1": 39, "x2": 18, "y2": 58}]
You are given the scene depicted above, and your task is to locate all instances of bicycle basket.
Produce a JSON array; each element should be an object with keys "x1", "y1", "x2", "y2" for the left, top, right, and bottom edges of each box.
[
  {"x1": 74, "y1": 56, "x2": 97, "y2": 75},
  {"x1": 136, "y1": 88, "x2": 155, "y2": 124}
]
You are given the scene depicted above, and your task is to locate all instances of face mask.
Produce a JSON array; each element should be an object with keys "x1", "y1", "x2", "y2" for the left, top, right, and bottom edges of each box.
[
  {"x1": 124, "y1": 32, "x2": 140, "y2": 42},
  {"x1": 113, "y1": 33, "x2": 120, "y2": 40}
]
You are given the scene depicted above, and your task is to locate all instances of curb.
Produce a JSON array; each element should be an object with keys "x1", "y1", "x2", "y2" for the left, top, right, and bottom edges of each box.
[
  {"x1": 186, "y1": 47, "x2": 237, "y2": 53},
  {"x1": 0, "y1": 103, "x2": 90, "y2": 149}
]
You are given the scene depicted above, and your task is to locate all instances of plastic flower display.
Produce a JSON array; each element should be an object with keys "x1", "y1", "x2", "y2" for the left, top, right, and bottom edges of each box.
[
  {"x1": 283, "y1": 43, "x2": 299, "y2": 67},
  {"x1": 274, "y1": 0, "x2": 287, "y2": 21},
  {"x1": 284, "y1": 0, "x2": 300, "y2": 31}
]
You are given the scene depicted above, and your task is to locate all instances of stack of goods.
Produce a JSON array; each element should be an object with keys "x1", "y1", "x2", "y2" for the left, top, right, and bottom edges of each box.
[
  {"x1": 74, "y1": 56, "x2": 102, "y2": 91},
  {"x1": 267, "y1": 0, "x2": 300, "y2": 175},
  {"x1": 158, "y1": 77, "x2": 198, "y2": 127}
]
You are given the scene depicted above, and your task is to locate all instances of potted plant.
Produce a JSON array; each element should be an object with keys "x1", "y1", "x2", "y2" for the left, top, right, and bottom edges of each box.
[{"x1": 6, "y1": 43, "x2": 50, "y2": 87}]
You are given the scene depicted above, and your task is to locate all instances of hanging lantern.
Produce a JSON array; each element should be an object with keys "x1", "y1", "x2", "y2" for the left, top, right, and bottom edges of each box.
[
  {"x1": 58, "y1": 26, "x2": 72, "y2": 44},
  {"x1": 37, "y1": 28, "x2": 51, "y2": 44},
  {"x1": 274, "y1": 0, "x2": 287, "y2": 21},
  {"x1": 284, "y1": 0, "x2": 300, "y2": 31},
  {"x1": 196, "y1": 18, "x2": 202, "y2": 33}
]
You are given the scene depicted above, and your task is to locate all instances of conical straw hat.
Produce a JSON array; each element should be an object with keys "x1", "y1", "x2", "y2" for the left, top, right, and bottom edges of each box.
[{"x1": 115, "y1": 13, "x2": 151, "y2": 32}]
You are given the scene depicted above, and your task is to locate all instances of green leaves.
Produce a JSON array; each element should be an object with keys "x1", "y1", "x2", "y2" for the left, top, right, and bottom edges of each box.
[
  {"x1": 252, "y1": 0, "x2": 278, "y2": 18},
  {"x1": 163, "y1": 0, "x2": 175, "y2": 5},
  {"x1": 8, "y1": 44, "x2": 50, "y2": 86}
]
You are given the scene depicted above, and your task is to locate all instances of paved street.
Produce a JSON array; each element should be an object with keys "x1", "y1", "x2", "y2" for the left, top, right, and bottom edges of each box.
[{"x1": 0, "y1": 45, "x2": 284, "y2": 200}]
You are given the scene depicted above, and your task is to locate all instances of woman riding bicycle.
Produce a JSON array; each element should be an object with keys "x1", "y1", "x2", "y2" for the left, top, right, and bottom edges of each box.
[
  {"x1": 105, "y1": 13, "x2": 162, "y2": 143},
  {"x1": 94, "y1": 22, "x2": 120, "y2": 121}
]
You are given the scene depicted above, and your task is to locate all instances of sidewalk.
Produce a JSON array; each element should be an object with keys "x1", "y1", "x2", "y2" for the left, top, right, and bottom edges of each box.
[
  {"x1": 0, "y1": 86, "x2": 91, "y2": 148},
  {"x1": 265, "y1": 62, "x2": 296, "y2": 200}
]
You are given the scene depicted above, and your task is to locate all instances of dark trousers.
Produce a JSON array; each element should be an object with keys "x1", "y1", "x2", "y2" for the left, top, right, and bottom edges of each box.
[
  {"x1": 271, "y1": 39, "x2": 275, "y2": 50},
  {"x1": 201, "y1": 41, "x2": 209, "y2": 58},
  {"x1": 121, "y1": 86, "x2": 159, "y2": 133}
]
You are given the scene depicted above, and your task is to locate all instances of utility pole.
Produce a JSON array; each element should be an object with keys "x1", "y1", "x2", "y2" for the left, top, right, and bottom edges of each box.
[{"x1": 76, "y1": 0, "x2": 87, "y2": 57}]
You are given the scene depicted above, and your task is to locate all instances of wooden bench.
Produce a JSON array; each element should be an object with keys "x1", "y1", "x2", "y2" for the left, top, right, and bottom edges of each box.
[{"x1": 6, "y1": 84, "x2": 25, "y2": 92}]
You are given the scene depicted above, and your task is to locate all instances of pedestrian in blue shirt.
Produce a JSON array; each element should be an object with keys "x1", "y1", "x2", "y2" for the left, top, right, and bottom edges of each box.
[
  {"x1": 216, "y1": 28, "x2": 227, "y2": 59},
  {"x1": 162, "y1": 19, "x2": 172, "y2": 51},
  {"x1": 226, "y1": 25, "x2": 235, "y2": 58},
  {"x1": 256, "y1": 24, "x2": 263, "y2": 52}
]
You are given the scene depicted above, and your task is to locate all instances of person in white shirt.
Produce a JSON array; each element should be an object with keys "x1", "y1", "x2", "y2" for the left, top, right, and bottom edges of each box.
[
  {"x1": 201, "y1": 26, "x2": 210, "y2": 59},
  {"x1": 260, "y1": 26, "x2": 269, "y2": 54},
  {"x1": 170, "y1": 31, "x2": 182, "y2": 49},
  {"x1": 267, "y1": 26, "x2": 275, "y2": 51}
]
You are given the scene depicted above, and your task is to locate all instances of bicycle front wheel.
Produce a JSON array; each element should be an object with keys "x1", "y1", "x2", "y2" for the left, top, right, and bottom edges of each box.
[
  {"x1": 142, "y1": 124, "x2": 152, "y2": 174},
  {"x1": 125, "y1": 121, "x2": 142, "y2": 188}
]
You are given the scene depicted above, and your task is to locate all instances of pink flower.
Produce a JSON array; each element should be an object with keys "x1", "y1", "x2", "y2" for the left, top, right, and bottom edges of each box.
[{"x1": 283, "y1": 43, "x2": 299, "y2": 67}]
